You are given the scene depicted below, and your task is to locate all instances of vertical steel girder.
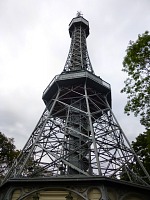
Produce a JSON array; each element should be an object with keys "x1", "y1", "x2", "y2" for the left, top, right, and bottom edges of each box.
[{"x1": 2, "y1": 81, "x2": 150, "y2": 186}]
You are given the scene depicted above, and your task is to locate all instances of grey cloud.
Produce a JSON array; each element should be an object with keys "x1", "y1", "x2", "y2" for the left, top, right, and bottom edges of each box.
[{"x1": 0, "y1": 0, "x2": 149, "y2": 149}]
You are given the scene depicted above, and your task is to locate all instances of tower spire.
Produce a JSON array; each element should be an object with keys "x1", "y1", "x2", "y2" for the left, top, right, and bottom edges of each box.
[
  {"x1": 76, "y1": 11, "x2": 83, "y2": 17},
  {"x1": 63, "y1": 14, "x2": 94, "y2": 73}
]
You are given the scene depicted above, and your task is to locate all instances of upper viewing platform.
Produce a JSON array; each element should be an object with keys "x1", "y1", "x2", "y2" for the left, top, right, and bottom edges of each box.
[{"x1": 69, "y1": 14, "x2": 89, "y2": 37}]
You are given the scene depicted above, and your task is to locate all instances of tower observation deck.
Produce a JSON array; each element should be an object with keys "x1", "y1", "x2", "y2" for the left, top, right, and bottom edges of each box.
[{"x1": 1, "y1": 13, "x2": 150, "y2": 200}]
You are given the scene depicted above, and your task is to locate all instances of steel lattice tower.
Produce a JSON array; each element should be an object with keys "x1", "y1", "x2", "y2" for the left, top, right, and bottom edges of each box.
[{"x1": 1, "y1": 13, "x2": 150, "y2": 198}]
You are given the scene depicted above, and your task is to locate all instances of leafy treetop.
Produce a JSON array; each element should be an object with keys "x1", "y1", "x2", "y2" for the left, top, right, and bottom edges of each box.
[
  {"x1": 132, "y1": 129, "x2": 150, "y2": 181},
  {"x1": 0, "y1": 132, "x2": 20, "y2": 181},
  {"x1": 121, "y1": 31, "x2": 150, "y2": 128}
]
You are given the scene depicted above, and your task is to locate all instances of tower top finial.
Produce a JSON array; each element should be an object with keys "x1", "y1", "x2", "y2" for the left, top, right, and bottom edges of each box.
[{"x1": 76, "y1": 11, "x2": 83, "y2": 17}]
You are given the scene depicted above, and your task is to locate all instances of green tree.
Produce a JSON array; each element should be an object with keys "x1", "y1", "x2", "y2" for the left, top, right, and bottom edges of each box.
[
  {"x1": 132, "y1": 130, "x2": 150, "y2": 173},
  {"x1": 132, "y1": 129, "x2": 150, "y2": 182},
  {"x1": 120, "y1": 130, "x2": 150, "y2": 184},
  {"x1": 121, "y1": 31, "x2": 150, "y2": 128},
  {"x1": 0, "y1": 132, "x2": 20, "y2": 181}
]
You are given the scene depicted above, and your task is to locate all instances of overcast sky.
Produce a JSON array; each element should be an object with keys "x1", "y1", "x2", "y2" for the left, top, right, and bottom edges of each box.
[{"x1": 0, "y1": 0, "x2": 149, "y2": 149}]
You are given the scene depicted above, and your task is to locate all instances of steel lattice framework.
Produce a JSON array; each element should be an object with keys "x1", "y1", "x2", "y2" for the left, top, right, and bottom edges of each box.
[
  {"x1": 63, "y1": 14, "x2": 94, "y2": 73},
  {"x1": 2, "y1": 14, "x2": 150, "y2": 188}
]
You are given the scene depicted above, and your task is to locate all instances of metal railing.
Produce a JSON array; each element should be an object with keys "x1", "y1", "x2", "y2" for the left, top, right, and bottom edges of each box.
[{"x1": 43, "y1": 71, "x2": 111, "y2": 97}]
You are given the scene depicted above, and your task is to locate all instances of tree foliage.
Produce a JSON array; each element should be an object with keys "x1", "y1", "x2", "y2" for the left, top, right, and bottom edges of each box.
[
  {"x1": 120, "y1": 129, "x2": 150, "y2": 183},
  {"x1": 121, "y1": 31, "x2": 150, "y2": 128},
  {"x1": 132, "y1": 129, "x2": 150, "y2": 182},
  {"x1": 0, "y1": 132, "x2": 20, "y2": 180}
]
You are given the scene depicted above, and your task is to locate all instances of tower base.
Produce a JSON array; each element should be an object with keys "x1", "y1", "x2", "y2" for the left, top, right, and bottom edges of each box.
[{"x1": 1, "y1": 177, "x2": 150, "y2": 200}]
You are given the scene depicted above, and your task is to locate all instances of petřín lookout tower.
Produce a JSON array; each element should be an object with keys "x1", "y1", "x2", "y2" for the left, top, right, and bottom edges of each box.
[{"x1": 1, "y1": 13, "x2": 150, "y2": 200}]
